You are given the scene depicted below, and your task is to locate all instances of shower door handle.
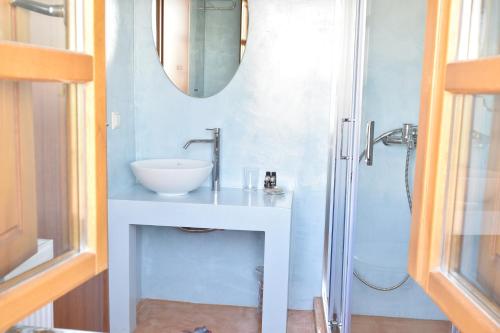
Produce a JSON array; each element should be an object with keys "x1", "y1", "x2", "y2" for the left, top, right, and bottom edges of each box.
[
  {"x1": 365, "y1": 121, "x2": 375, "y2": 166},
  {"x1": 340, "y1": 118, "x2": 354, "y2": 160}
]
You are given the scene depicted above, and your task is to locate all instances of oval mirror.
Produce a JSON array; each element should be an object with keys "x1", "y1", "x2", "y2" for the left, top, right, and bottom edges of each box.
[{"x1": 152, "y1": 0, "x2": 249, "y2": 98}]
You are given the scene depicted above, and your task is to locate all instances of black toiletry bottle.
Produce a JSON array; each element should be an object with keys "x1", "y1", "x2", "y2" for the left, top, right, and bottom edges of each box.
[
  {"x1": 264, "y1": 172, "x2": 271, "y2": 188},
  {"x1": 270, "y1": 172, "x2": 277, "y2": 188}
]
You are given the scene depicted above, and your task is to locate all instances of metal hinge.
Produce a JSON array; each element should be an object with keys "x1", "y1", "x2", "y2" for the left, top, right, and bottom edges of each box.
[{"x1": 329, "y1": 320, "x2": 343, "y2": 330}]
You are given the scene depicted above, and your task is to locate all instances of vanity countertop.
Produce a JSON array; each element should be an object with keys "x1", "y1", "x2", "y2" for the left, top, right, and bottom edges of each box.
[{"x1": 110, "y1": 185, "x2": 293, "y2": 210}]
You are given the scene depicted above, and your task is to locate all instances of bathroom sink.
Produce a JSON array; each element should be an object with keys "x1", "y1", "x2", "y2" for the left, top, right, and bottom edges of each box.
[{"x1": 130, "y1": 159, "x2": 213, "y2": 196}]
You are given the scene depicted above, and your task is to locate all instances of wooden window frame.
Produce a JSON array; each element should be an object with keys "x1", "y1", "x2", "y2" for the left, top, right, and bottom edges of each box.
[
  {"x1": 409, "y1": 0, "x2": 499, "y2": 333},
  {"x1": 0, "y1": 0, "x2": 107, "y2": 330}
]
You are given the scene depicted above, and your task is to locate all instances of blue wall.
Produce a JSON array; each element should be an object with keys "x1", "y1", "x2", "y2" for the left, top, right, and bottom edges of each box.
[
  {"x1": 137, "y1": 227, "x2": 265, "y2": 306},
  {"x1": 107, "y1": 0, "x2": 335, "y2": 310},
  {"x1": 352, "y1": 0, "x2": 446, "y2": 320},
  {"x1": 106, "y1": 0, "x2": 136, "y2": 196}
]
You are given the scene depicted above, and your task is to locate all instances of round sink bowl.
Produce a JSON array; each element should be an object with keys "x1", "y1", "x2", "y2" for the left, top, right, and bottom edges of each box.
[{"x1": 130, "y1": 159, "x2": 213, "y2": 196}]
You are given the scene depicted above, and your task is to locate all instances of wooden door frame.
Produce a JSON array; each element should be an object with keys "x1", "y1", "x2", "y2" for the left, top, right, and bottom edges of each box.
[
  {"x1": 408, "y1": 0, "x2": 500, "y2": 332},
  {"x1": 0, "y1": 0, "x2": 107, "y2": 330}
]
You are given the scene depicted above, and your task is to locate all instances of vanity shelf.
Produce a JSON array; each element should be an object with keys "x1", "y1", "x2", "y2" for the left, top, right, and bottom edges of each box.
[{"x1": 108, "y1": 185, "x2": 293, "y2": 333}]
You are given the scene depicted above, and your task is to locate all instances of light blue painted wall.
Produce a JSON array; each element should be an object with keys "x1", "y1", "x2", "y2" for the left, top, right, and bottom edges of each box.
[
  {"x1": 106, "y1": 0, "x2": 136, "y2": 196},
  {"x1": 138, "y1": 227, "x2": 265, "y2": 306},
  {"x1": 352, "y1": 0, "x2": 446, "y2": 320},
  {"x1": 132, "y1": 0, "x2": 335, "y2": 310}
]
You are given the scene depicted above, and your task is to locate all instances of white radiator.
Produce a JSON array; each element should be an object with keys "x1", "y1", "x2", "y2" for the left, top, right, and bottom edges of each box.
[
  {"x1": 10, "y1": 239, "x2": 55, "y2": 329},
  {"x1": 18, "y1": 303, "x2": 54, "y2": 328}
]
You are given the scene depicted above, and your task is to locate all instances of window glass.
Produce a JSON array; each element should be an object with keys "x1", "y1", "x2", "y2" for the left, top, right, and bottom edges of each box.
[
  {"x1": 446, "y1": 94, "x2": 500, "y2": 321},
  {"x1": 0, "y1": 81, "x2": 81, "y2": 289},
  {"x1": 456, "y1": 0, "x2": 500, "y2": 59},
  {"x1": 0, "y1": 0, "x2": 81, "y2": 50}
]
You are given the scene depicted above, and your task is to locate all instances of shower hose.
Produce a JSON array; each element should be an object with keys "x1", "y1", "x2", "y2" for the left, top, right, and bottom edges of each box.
[{"x1": 354, "y1": 141, "x2": 414, "y2": 291}]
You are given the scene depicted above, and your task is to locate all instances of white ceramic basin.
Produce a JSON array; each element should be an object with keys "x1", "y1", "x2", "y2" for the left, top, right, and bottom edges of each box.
[{"x1": 130, "y1": 159, "x2": 213, "y2": 196}]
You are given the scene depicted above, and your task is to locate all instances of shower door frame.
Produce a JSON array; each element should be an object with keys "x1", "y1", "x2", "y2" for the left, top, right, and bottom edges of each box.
[{"x1": 322, "y1": 0, "x2": 367, "y2": 332}]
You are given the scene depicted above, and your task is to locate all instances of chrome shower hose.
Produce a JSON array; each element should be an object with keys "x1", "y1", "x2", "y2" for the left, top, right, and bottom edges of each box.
[{"x1": 355, "y1": 142, "x2": 414, "y2": 291}]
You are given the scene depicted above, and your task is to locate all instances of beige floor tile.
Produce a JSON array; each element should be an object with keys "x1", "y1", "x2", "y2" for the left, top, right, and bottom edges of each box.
[
  {"x1": 135, "y1": 299, "x2": 315, "y2": 333},
  {"x1": 351, "y1": 315, "x2": 452, "y2": 333}
]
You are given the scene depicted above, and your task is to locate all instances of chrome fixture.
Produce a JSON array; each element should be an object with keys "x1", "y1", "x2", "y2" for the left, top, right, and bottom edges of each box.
[
  {"x1": 361, "y1": 122, "x2": 418, "y2": 165},
  {"x1": 356, "y1": 122, "x2": 419, "y2": 292},
  {"x1": 365, "y1": 121, "x2": 375, "y2": 165},
  {"x1": 183, "y1": 128, "x2": 221, "y2": 191},
  {"x1": 10, "y1": 0, "x2": 64, "y2": 17},
  {"x1": 382, "y1": 123, "x2": 418, "y2": 149},
  {"x1": 180, "y1": 128, "x2": 222, "y2": 233}
]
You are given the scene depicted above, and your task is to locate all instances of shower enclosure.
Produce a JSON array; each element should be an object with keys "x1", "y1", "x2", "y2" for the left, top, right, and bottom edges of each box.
[{"x1": 323, "y1": 0, "x2": 452, "y2": 332}]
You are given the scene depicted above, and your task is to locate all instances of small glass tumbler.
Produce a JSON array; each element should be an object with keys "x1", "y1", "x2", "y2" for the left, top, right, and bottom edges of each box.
[{"x1": 242, "y1": 167, "x2": 259, "y2": 191}]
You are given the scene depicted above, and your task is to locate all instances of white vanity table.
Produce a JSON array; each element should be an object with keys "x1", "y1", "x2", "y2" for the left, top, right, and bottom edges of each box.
[{"x1": 108, "y1": 185, "x2": 293, "y2": 333}]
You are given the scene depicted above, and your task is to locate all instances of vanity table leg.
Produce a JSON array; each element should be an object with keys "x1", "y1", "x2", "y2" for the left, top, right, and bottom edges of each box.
[
  {"x1": 262, "y1": 226, "x2": 291, "y2": 333},
  {"x1": 109, "y1": 214, "x2": 138, "y2": 333}
]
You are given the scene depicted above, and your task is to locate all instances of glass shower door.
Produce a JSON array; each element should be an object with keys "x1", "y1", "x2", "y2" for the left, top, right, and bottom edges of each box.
[
  {"x1": 325, "y1": 116, "x2": 358, "y2": 332},
  {"x1": 323, "y1": 0, "x2": 367, "y2": 332}
]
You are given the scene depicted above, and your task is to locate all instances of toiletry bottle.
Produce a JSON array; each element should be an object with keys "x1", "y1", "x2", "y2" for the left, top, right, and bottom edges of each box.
[
  {"x1": 270, "y1": 172, "x2": 277, "y2": 188},
  {"x1": 264, "y1": 172, "x2": 271, "y2": 188}
]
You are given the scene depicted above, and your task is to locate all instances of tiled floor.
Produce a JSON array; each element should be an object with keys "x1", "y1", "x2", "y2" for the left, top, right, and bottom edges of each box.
[
  {"x1": 135, "y1": 299, "x2": 315, "y2": 333},
  {"x1": 351, "y1": 315, "x2": 452, "y2": 333},
  {"x1": 135, "y1": 298, "x2": 452, "y2": 333}
]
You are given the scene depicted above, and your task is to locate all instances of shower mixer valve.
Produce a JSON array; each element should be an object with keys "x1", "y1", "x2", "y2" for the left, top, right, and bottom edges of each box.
[
  {"x1": 362, "y1": 122, "x2": 418, "y2": 166},
  {"x1": 381, "y1": 123, "x2": 418, "y2": 149}
]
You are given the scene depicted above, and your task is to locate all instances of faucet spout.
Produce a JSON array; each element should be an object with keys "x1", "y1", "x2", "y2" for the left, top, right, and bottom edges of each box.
[
  {"x1": 183, "y1": 139, "x2": 213, "y2": 149},
  {"x1": 182, "y1": 128, "x2": 221, "y2": 191}
]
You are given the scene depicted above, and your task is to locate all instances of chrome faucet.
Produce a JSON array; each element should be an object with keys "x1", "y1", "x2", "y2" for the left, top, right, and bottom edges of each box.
[{"x1": 183, "y1": 128, "x2": 221, "y2": 191}]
